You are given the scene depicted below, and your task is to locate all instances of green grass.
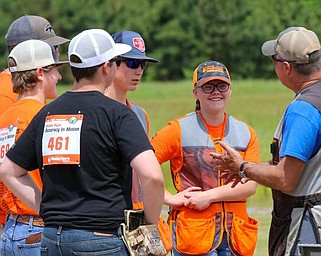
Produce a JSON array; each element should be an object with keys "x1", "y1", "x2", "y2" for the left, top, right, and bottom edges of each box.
[{"x1": 57, "y1": 79, "x2": 293, "y2": 255}]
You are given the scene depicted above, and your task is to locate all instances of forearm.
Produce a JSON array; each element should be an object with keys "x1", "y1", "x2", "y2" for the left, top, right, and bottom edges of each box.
[
  {"x1": 164, "y1": 189, "x2": 173, "y2": 206},
  {"x1": 244, "y1": 158, "x2": 303, "y2": 192},
  {"x1": 141, "y1": 178, "x2": 164, "y2": 224},
  {"x1": 0, "y1": 157, "x2": 41, "y2": 213},
  {"x1": 130, "y1": 150, "x2": 165, "y2": 224},
  {"x1": 209, "y1": 180, "x2": 257, "y2": 202},
  {"x1": 3, "y1": 174, "x2": 41, "y2": 212},
  {"x1": 211, "y1": 142, "x2": 304, "y2": 192}
]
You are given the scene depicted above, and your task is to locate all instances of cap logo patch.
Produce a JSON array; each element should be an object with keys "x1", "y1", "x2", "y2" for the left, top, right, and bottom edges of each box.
[
  {"x1": 202, "y1": 66, "x2": 224, "y2": 74},
  {"x1": 45, "y1": 23, "x2": 53, "y2": 34},
  {"x1": 132, "y1": 38, "x2": 145, "y2": 52}
]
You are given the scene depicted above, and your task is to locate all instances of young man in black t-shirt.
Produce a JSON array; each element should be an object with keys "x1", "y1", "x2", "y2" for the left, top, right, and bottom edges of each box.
[{"x1": 0, "y1": 29, "x2": 164, "y2": 256}]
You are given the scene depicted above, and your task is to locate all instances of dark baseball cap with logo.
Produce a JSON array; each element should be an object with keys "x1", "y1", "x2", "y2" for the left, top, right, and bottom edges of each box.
[
  {"x1": 112, "y1": 30, "x2": 159, "y2": 63},
  {"x1": 5, "y1": 15, "x2": 69, "y2": 47},
  {"x1": 193, "y1": 61, "x2": 231, "y2": 87}
]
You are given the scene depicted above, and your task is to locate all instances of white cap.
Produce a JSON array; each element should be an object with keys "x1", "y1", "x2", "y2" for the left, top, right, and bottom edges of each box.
[
  {"x1": 9, "y1": 39, "x2": 68, "y2": 72},
  {"x1": 68, "y1": 29, "x2": 132, "y2": 68}
]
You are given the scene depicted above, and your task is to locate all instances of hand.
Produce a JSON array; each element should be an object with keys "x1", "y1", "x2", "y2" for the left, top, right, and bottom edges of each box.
[
  {"x1": 219, "y1": 172, "x2": 250, "y2": 187},
  {"x1": 166, "y1": 187, "x2": 201, "y2": 207},
  {"x1": 210, "y1": 141, "x2": 244, "y2": 187},
  {"x1": 184, "y1": 190, "x2": 211, "y2": 211}
]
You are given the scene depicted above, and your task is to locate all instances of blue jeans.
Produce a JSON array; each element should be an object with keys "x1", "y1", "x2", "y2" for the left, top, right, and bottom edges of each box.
[
  {"x1": 40, "y1": 226, "x2": 129, "y2": 256},
  {"x1": 173, "y1": 232, "x2": 232, "y2": 256},
  {"x1": 1, "y1": 217, "x2": 43, "y2": 256}
]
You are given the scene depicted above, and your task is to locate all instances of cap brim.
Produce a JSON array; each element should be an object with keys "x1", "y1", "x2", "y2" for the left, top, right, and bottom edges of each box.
[
  {"x1": 261, "y1": 39, "x2": 277, "y2": 56},
  {"x1": 197, "y1": 76, "x2": 231, "y2": 87},
  {"x1": 120, "y1": 53, "x2": 159, "y2": 63},
  {"x1": 54, "y1": 60, "x2": 69, "y2": 66},
  {"x1": 114, "y1": 43, "x2": 132, "y2": 57},
  {"x1": 45, "y1": 36, "x2": 70, "y2": 46}
]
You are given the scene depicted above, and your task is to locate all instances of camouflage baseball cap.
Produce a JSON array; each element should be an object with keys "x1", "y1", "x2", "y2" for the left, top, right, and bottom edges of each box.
[{"x1": 261, "y1": 26, "x2": 320, "y2": 64}]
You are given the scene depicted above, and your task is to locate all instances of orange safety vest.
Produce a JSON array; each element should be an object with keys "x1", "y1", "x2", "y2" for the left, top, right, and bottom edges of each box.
[{"x1": 152, "y1": 111, "x2": 260, "y2": 256}]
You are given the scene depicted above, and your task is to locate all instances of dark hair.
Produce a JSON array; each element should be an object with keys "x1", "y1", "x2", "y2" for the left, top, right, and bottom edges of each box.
[
  {"x1": 292, "y1": 51, "x2": 321, "y2": 76},
  {"x1": 70, "y1": 55, "x2": 105, "y2": 82},
  {"x1": 7, "y1": 45, "x2": 15, "y2": 53},
  {"x1": 195, "y1": 99, "x2": 201, "y2": 111}
]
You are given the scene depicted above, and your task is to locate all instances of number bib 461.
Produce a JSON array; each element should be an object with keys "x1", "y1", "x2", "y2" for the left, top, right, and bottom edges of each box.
[{"x1": 42, "y1": 114, "x2": 83, "y2": 166}]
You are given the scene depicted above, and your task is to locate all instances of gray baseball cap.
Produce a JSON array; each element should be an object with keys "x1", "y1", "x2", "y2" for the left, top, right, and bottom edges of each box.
[{"x1": 6, "y1": 15, "x2": 69, "y2": 46}]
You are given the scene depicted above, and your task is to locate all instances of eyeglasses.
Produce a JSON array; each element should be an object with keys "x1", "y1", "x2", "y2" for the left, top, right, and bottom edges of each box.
[
  {"x1": 116, "y1": 58, "x2": 147, "y2": 69},
  {"x1": 198, "y1": 83, "x2": 230, "y2": 94}
]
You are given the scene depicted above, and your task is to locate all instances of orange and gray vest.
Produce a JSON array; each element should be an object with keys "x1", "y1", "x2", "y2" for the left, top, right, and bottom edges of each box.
[
  {"x1": 269, "y1": 81, "x2": 321, "y2": 256},
  {"x1": 173, "y1": 112, "x2": 251, "y2": 254},
  {"x1": 128, "y1": 101, "x2": 148, "y2": 210}
]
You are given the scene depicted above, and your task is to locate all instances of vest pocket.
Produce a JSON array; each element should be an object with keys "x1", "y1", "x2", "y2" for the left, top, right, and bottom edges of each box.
[
  {"x1": 231, "y1": 215, "x2": 258, "y2": 256},
  {"x1": 175, "y1": 214, "x2": 215, "y2": 254}
]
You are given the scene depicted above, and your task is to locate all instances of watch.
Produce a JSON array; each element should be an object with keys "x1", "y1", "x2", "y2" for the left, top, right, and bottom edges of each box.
[{"x1": 239, "y1": 162, "x2": 249, "y2": 178}]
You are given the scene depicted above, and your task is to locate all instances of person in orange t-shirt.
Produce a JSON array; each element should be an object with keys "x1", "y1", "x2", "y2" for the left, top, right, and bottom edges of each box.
[
  {"x1": 0, "y1": 71, "x2": 16, "y2": 226},
  {"x1": 0, "y1": 15, "x2": 69, "y2": 230},
  {"x1": 0, "y1": 70, "x2": 18, "y2": 115},
  {"x1": 0, "y1": 40, "x2": 67, "y2": 256},
  {"x1": 151, "y1": 61, "x2": 260, "y2": 256}
]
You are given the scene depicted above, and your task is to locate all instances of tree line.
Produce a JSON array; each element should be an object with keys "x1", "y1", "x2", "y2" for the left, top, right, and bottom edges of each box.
[{"x1": 0, "y1": 0, "x2": 320, "y2": 83}]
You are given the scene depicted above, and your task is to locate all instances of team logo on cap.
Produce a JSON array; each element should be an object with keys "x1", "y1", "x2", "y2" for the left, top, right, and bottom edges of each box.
[
  {"x1": 132, "y1": 38, "x2": 145, "y2": 52},
  {"x1": 45, "y1": 23, "x2": 53, "y2": 34}
]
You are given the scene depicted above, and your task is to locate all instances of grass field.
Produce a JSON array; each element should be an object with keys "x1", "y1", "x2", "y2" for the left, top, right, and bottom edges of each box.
[{"x1": 58, "y1": 79, "x2": 294, "y2": 255}]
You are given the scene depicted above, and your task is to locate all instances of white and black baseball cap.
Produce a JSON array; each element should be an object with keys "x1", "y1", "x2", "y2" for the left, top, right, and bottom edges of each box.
[
  {"x1": 8, "y1": 39, "x2": 68, "y2": 72},
  {"x1": 68, "y1": 29, "x2": 132, "y2": 68}
]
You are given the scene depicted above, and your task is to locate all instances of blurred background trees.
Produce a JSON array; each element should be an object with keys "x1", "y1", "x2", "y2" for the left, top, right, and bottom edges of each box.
[{"x1": 1, "y1": 0, "x2": 321, "y2": 83}]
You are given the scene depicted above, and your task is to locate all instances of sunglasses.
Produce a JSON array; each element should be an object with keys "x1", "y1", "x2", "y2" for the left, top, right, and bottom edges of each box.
[
  {"x1": 109, "y1": 56, "x2": 119, "y2": 63},
  {"x1": 198, "y1": 83, "x2": 230, "y2": 94},
  {"x1": 116, "y1": 58, "x2": 147, "y2": 69},
  {"x1": 271, "y1": 55, "x2": 285, "y2": 63},
  {"x1": 271, "y1": 55, "x2": 294, "y2": 64}
]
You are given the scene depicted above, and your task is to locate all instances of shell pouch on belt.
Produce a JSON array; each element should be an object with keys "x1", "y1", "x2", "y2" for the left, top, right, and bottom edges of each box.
[
  {"x1": 231, "y1": 215, "x2": 258, "y2": 256},
  {"x1": 173, "y1": 210, "x2": 216, "y2": 255},
  {"x1": 121, "y1": 210, "x2": 167, "y2": 256}
]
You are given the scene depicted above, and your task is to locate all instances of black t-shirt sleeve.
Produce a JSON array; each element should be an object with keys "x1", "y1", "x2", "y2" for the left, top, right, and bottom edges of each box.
[
  {"x1": 114, "y1": 109, "x2": 153, "y2": 163},
  {"x1": 6, "y1": 116, "x2": 39, "y2": 171}
]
